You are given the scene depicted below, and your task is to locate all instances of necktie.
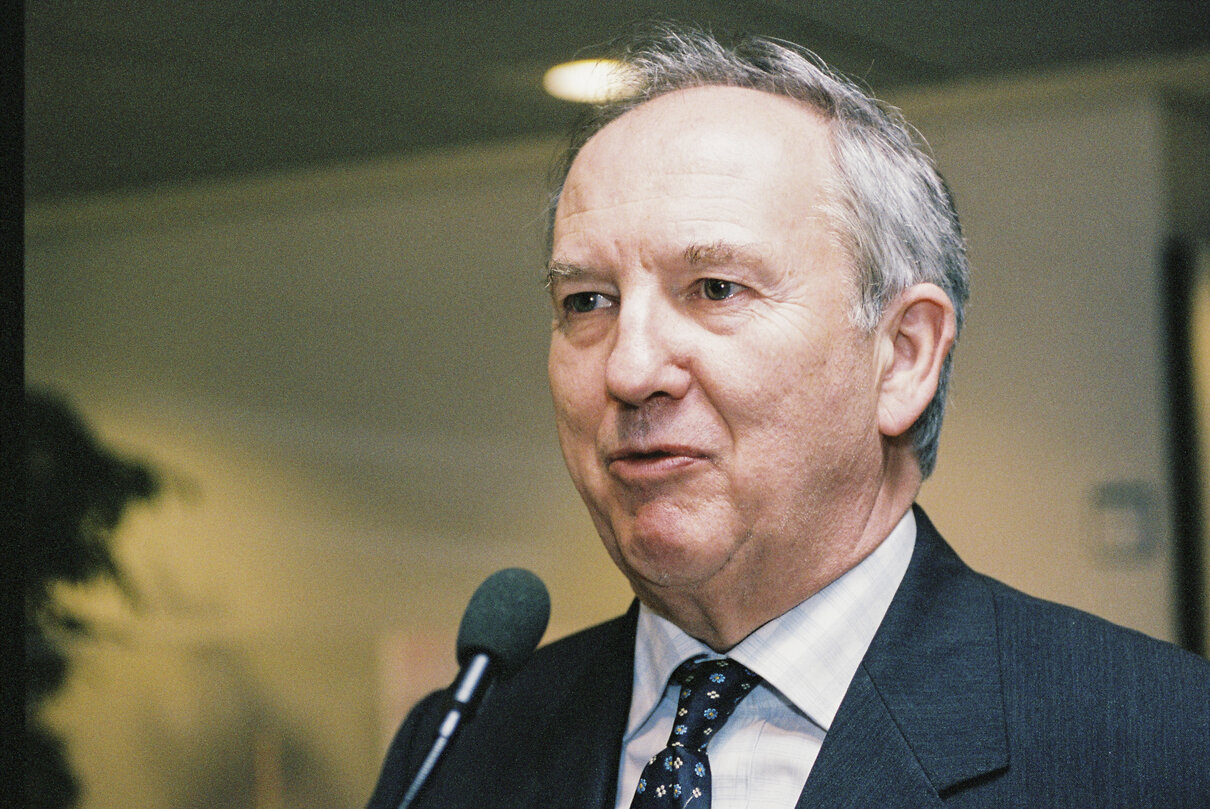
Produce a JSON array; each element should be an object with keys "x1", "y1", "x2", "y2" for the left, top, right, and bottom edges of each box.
[{"x1": 629, "y1": 657, "x2": 762, "y2": 808}]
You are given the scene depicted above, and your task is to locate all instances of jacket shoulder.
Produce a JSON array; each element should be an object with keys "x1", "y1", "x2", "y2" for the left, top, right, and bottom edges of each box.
[
  {"x1": 980, "y1": 571, "x2": 1210, "y2": 684},
  {"x1": 888, "y1": 507, "x2": 1210, "y2": 805},
  {"x1": 979, "y1": 573, "x2": 1210, "y2": 804},
  {"x1": 516, "y1": 607, "x2": 637, "y2": 679}
]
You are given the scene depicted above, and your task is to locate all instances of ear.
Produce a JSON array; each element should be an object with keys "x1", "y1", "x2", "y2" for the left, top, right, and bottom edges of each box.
[{"x1": 874, "y1": 283, "x2": 957, "y2": 438}]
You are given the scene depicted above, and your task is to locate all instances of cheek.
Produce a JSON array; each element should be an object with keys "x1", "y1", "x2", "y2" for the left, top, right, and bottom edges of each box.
[
  {"x1": 724, "y1": 335, "x2": 832, "y2": 418},
  {"x1": 725, "y1": 331, "x2": 875, "y2": 458},
  {"x1": 548, "y1": 344, "x2": 603, "y2": 448}
]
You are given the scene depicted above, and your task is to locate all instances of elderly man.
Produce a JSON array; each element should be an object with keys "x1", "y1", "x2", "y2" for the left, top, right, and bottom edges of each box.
[{"x1": 367, "y1": 28, "x2": 1210, "y2": 809}]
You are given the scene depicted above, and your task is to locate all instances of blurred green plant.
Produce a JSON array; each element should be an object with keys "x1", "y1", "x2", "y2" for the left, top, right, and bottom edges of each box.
[{"x1": 25, "y1": 390, "x2": 160, "y2": 809}]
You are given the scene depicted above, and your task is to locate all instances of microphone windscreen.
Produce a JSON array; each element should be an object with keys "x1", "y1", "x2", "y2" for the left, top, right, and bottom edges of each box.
[{"x1": 455, "y1": 568, "x2": 551, "y2": 671}]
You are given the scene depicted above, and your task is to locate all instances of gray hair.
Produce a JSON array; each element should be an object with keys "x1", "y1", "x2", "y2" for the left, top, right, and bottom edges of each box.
[{"x1": 546, "y1": 25, "x2": 969, "y2": 477}]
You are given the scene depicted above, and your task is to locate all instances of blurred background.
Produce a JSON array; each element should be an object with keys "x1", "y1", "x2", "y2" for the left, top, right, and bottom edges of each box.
[{"x1": 22, "y1": 2, "x2": 1210, "y2": 808}]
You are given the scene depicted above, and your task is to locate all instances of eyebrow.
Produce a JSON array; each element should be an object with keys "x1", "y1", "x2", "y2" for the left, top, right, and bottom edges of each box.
[
  {"x1": 683, "y1": 241, "x2": 766, "y2": 268},
  {"x1": 544, "y1": 241, "x2": 767, "y2": 290},
  {"x1": 544, "y1": 260, "x2": 589, "y2": 290}
]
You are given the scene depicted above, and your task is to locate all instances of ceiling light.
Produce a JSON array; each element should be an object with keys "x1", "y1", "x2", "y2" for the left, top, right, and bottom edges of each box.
[{"x1": 542, "y1": 59, "x2": 639, "y2": 104}]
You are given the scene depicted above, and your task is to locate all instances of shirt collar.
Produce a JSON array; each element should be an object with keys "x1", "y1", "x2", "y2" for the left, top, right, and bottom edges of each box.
[{"x1": 626, "y1": 509, "x2": 916, "y2": 737}]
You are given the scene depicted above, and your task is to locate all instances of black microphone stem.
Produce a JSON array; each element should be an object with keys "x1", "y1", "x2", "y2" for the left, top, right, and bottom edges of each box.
[
  {"x1": 391, "y1": 568, "x2": 548, "y2": 809},
  {"x1": 396, "y1": 653, "x2": 493, "y2": 809}
]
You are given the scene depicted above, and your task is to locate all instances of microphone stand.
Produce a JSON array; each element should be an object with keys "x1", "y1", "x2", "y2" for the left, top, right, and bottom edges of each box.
[{"x1": 396, "y1": 652, "x2": 493, "y2": 809}]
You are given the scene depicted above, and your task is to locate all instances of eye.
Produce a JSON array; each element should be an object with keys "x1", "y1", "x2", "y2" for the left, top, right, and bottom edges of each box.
[
  {"x1": 700, "y1": 278, "x2": 742, "y2": 301},
  {"x1": 562, "y1": 291, "x2": 613, "y2": 314}
]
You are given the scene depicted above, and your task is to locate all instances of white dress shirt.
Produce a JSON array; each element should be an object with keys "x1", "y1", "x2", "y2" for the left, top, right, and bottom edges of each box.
[{"x1": 614, "y1": 510, "x2": 917, "y2": 809}]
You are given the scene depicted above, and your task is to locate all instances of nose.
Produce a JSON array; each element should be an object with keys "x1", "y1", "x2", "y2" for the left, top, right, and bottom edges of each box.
[{"x1": 604, "y1": 295, "x2": 692, "y2": 406}]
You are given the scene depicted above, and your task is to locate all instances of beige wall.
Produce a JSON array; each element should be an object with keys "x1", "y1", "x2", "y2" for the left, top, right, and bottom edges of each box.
[
  {"x1": 25, "y1": 56, "x2": 1208, "y2": 809},
  {"x1": 909, "y1": 88, "x2": 1174, "y2": 638}
]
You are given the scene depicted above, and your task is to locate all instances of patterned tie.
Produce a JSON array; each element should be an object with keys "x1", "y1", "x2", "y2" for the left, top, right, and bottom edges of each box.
[{"x1": 629, "y1": 657, "x2": 762, "y2": 808}]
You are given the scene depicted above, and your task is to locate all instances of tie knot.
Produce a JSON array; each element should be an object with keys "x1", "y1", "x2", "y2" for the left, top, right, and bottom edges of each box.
[{"x1": 668, "y1": 657, "x2": 761, "y2": 751}]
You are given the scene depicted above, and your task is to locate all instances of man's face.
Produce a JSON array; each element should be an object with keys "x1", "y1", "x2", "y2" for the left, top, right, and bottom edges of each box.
[{"x1": 547, "y1": 86, "x2": 886, "y2": 618}]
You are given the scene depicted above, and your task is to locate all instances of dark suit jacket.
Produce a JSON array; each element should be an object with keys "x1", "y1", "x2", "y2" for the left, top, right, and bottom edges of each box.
[{"x1": 366, "y1": 507, "x2": 1210, "y2": 808}]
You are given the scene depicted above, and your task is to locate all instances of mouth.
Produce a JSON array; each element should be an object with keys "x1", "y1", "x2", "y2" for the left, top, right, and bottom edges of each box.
[
  {"x1": 606, "y1": 444, "x2": 705, "y2": 462},
  {"x1": 604, "y1": 445, "x2": 708, "y2": 481}
]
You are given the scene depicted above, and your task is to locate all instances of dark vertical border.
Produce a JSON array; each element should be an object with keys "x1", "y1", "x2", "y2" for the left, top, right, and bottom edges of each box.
[
  {"x1": 1162, "y1": 236, "x2": 1207, "y2": 656},
  {"x1": 1, "y1": 0, "x2": 24, "y2": 802}
]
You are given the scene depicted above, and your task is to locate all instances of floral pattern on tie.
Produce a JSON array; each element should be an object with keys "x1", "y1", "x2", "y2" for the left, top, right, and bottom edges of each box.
[{"x1": 629, "y1": 657, "x2": 762, "y2": 808}]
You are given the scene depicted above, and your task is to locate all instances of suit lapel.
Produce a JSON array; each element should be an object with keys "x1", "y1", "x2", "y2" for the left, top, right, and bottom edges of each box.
[
  {"x1": 797, "y1": 507, "x2": 1008, "y2": 806},
  {"x1": 795, "y1": 664, "x2": 942, "y2": 808}
]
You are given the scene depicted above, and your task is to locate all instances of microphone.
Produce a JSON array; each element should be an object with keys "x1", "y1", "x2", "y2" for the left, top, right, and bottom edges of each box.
[{"x1": 396, "y1": 568, "x2": 550, "y2": 809}]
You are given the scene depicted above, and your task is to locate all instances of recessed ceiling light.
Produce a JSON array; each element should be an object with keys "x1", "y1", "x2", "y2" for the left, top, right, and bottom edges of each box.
[{"x1": 542, "y1": 59, "x2": 640, "y2": 104}]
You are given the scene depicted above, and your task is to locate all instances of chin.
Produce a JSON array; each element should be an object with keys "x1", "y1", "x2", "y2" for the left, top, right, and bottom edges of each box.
[{"x1": 616, "y1": 523, "x2": 737, "y2": 590}]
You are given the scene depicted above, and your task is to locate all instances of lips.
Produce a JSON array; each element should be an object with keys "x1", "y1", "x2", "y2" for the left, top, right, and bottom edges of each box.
[{"x1": 604, "y1": 444, "x2": 709, "y2": 482}]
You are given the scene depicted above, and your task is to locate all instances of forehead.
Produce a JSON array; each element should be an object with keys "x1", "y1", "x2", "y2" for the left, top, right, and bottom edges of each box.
[{"x1": 555, "y1": 85, "x2": 836, "y2": 250}]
